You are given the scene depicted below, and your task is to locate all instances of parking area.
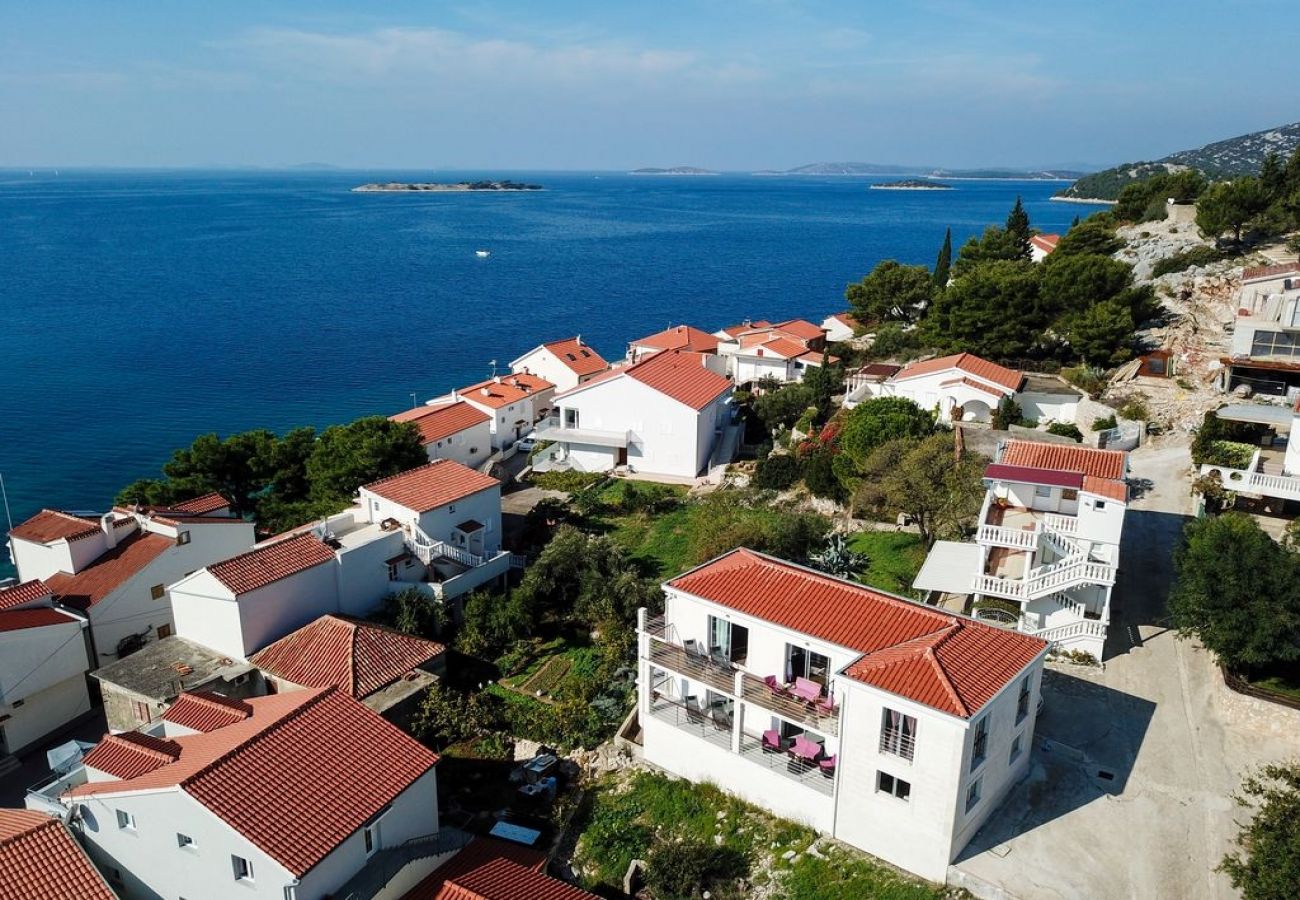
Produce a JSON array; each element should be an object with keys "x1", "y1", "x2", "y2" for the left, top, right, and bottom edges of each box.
[{"x1": 953, "y1": 439, "x2": 1300, "y2": 900}]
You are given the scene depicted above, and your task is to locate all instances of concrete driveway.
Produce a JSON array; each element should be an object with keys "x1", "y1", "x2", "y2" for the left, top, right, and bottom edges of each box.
[{"x1": 952, "y1": 438, "x2": 1300, "y2": 900}]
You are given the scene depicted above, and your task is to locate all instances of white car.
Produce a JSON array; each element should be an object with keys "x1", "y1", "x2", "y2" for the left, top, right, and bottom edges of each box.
[{"x1": 516, "y1": 435, "x2": 537, "y2": 453}]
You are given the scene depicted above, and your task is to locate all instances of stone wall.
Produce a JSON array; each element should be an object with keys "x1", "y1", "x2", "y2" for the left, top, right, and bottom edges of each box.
[{"x1": 1216, "y1": 670, "x2": 1300, "y2": 737}]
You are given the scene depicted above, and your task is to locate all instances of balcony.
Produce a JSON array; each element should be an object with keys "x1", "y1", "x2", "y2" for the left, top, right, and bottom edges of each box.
[
  {"x1": 878, "y1": 728, "x2": 916, "y2": 762},
  {"x1": 534, "y1": 417, "x2": 630, "y2": 448},
  {"x1": 25, "y1": 767, "x2": 87, "y2": 816}
]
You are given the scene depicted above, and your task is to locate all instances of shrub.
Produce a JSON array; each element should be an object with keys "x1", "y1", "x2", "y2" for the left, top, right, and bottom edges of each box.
[
  {"x1": 1046, "y1": 422, "x2": 1084, "y2": 442},
  {"x1": 1116, "y1": 395, "x2": 1150, "y2": 421},
  {"x1": 864, "y1": 322, "x2": 922, "y2": 360},
  {"x1": 1192, "y1": 410, "x2": 1269, "y2": 465},
  {"x1": 1151, "y1": 245, "x2": 1231, "y2": 278},
  {"x1": 752, "y1": 453, "x2": 801, "y2": 490},
  {"x1": 1060, "y1": 365, "x2": 1106, "y2": 397},
  {"x1": 644, "y1": 839, "x2": 749, "y2": 900},
  {"x1": 1091, "y1": 414, "x2": 1117, "y2": 431},
  {"x1": 802, "y1": 446, "x2": 844, "y2": 500},
  {"x1": 1201, "y1": 440, "x2": 1257, "y2": 469},
  {"x1": 992, "y1": 397, "x2": 1022, "y2": 430},
  {"x1": 530, "y1": 470, "x2": 605, "y2": 492}
]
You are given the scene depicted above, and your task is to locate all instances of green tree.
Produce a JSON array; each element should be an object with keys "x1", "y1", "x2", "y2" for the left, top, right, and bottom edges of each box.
[
  {"x1": 753, "y1": 383, "x2": 816, "y2": 432},
  {"x1": 1218, "y1": 762, "x2": 1300, "y2": 900},
  {"x1": 852, "y1": 433, "x2": 986, "y2": 547},
  {"x1": 924, "y1": 260, "x2": 1044, "y2": 359},
  {"x1": 114, "y1": 478, "x2": 180, "y2": 509},
  {"x1": 1005, "y1": 196, "x2": 1032, "y2": 258},
  {"x1": 753, "y1": 453, "x2": 801, "y2": 490},
  {"x1": 160, "y1": 430, "x2": 279, "y2": 516},
  {"x1": 951, "y1": 226, "x2": 1028, "y2": 277},
  {"x1": 933, "y1": 227, "x2": 953, "y2": 290},
  {"x1": 800, "y1": 356, "x2": 843, "y2": 413},
  {"x1": 382, "y1": 586, "x2": 447, "y2": 639},
  {"x1": 845, "y1": 259, "x2": 933, "y2": 325},
  {"x1": 838, "y1": 397, "x2": 935, "y2": 469},
  {"x1": 306, "y1": 416, "x2": 426, "y2": 504},
  {"x1": 1197, "y1": 177, "x2": 1270, "y2": 243},
  {"x1": 1040, "y1": 253, "x2": 1134, "y2": 319},
  {"x1": 1063, "y1": 300, "x2": 1135, "y2": 366},
  {"x1": 1169, "y1": 513, "x2": 1300, "y2": 671},
  {"x1": 1260, "y1": 152, "x2": 1285, "y2": 201},
  {"x1": 269, "y1": 426, "x2": 318, "y2": 503},
  {"x1": 863, "y1": 322, "x2": 922, "y2": 360},
  {"x1": 1052, "y1": 219, "x2": 1123, "y2": 258}
]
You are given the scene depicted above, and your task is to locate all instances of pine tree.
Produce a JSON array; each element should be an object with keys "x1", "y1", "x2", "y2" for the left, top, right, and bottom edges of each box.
[
  {"x1": 1005, "y1": 196, "x2": 1031, "y2": 259},
  {"x1": 1260, "y1": 151, "x2": 1284, "y2": 202},
  {"x1": 932, "y1": 227, "x2": 952, "y2": 290}
]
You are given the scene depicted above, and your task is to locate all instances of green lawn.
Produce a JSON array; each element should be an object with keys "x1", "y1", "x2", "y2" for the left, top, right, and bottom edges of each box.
[
  {"x1": 1247, "y1": 665, "x2": 1300, "y2": 702},
  {"x1": 848, "y1": 530, "x2": 927, "y2": 596}
]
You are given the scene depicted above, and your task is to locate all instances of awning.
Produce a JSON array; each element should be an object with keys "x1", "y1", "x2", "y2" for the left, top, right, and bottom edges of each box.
[
  {"x1": 456, "y1": 519, "x2": 485, "y2": 533},
  {"x1": 912, "y1": 541, "x2": 981, "y2": 595},
  {"x1": 1212, "y1": 403, "x2": 1294, "y2": 428}
]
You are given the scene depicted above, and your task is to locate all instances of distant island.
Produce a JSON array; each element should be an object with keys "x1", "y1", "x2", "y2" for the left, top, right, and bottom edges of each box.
[
  {"x1": 871, "y1": 179, "x2": 953, "y2": 191},
  {"x1": 352, "y1": 180, "x2": 543, "y2": 192},
  {"x1": 756, "y1": 162, "x2": 1087, "y2": 179},
  {"x1": 629, "y1": 167, "x2": 719, "y2": 175}
]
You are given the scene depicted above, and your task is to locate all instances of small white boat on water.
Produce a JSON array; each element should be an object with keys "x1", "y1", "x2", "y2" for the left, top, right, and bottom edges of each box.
[{"x1": 475, "y1": 249, "x2": 491, "y2": 258}]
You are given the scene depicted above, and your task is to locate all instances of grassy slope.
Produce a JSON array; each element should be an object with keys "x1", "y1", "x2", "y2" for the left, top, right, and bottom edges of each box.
[{"x1": 849, "y1": 530, "x2": 927, "y2": 596}]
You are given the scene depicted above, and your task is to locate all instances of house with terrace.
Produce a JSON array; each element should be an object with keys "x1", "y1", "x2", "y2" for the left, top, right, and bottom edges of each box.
[
  {"x1": 0, "y1": 808, "x2": 117, "y2": 900},
  {"x1": 509, "y1": 336, "x2": 609, "y2": 392},
  {"x1": 390, "y1": 401, "x2": 492, "y2": 468},
  {"x1": 1196, "y1": 399, "x2": 1300, "y2": 506},
  {"x1": 533, "y1": 349, "x2": 735, "y2": 480},
  {"x1": 434, "y1": 372, "x2": 555, "y2": 453},
  {"x1": 6, "y1": 496, "x2": 255, "y2": 664},
  {"x1": 713, "y1": 319, "x2": 834, "y2": 387},
  {"x1": 914, "y1": 439, "x2": 1128, "y2": 661},
  {"x1": 25, "y1": 686, "x2": 440, "y2": 900},
  {"x1": 637, "y1": 548, "x2": 1047, "y2": 882},
  {"x1": 1218, "y1": 264, "x2": 1300, "y2": 396}
]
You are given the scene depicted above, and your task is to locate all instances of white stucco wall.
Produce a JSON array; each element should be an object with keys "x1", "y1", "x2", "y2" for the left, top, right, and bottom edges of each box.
[
  {"x1": 510, "y1": 346, "x2": 601, "y2": 393},
  {"x1": 336, "y1": 530, "x2": 406, "y2": 620},
  {"x1": 1, "y1": 668, "x2": 91, "y2": 755},
  {"x1": 1076, "y1": 493, "x2": 1126, "y2": 546},
  {"x1": 423, "y1": 420, "x2": 492, "y2": 469},
  {"x1": 1016, "y1": 392, "x2": 1079, "y2": 425},
  {"x1": 10, "y1": 536, "x2": 79, "y2": 582}
]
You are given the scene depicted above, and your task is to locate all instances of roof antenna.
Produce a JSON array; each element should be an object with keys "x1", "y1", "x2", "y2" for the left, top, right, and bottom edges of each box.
[
  {"x1": 410, "y1": 392, "x2": 418, "y2": 410},
  {"x1": 489, "y1": 359, "x2": 498, "y2": 378},
  {"x1": 0, "y1": 471, "x2": 13, "y2": 535}
]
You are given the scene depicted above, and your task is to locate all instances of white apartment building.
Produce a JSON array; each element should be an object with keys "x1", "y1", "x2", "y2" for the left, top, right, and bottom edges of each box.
[
  {"x1": 915, "y1": 439, "x2": 1129, "y2": 660},
  {"x1": 26, "y1": 686, "x2": 440, "y2": 900},
  {"x1": 1218, "y1": 263, "x2": 1300, "y2": 397},
  {"x1": 713, "y1": 318, "x2": 834, "y2": 387},
  {"x1": 436, "y1": 373, "x2": 555, "y2": 452},
  {"x1": 0, "y1": 580, "x2": 92, "y2": 756},
  {"x1": 534, "y1": 349, "x2": 734, "y2": 479},
  {"x1": 637, "y1": 549, "x2": 1047, "y2": 882},
  {"x1": 509, "y1": 336, "x2": 610, "y2": 392},
  {"x1": 7, "y1": 496, "x2": 255, "y2": 664},
  {"x1": 390, "y1": 400, "x2": 492, "y2": 468},
  {"x1": 170, "y1": 460, "x2": 509, "y2": 661}
]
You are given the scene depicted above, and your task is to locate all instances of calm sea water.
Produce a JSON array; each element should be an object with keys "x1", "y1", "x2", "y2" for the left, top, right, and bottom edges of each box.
[{"x1": 0, "y1": 169, "x2": 1089, "y2": 570}]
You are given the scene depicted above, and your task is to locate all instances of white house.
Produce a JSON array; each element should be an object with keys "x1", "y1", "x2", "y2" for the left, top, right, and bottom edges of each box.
[
  {"x1": 914, "y1": 439, "x2": 1129, "y2": 661},
  {"x1": 170, "y1": 460, "x2": 508, "y2": 661},
  {"x1": 1218, "y1": 264, "x2": 1300, "y2": 396},
  {"x1": 390, "y1": 401, "x2": 492, "y2": 468},
  {"x1": 28, "y1": 686, "x2": 440, "y2": 900},
  {"x1": 637, "y1": 549, "x2": 1047, "y2": 882},
  {"x1": 1029, "y1": 233, "x2": 1060, "y2": 263},
  {"x1": 7, "y1": 497, "x2": 255, "y2": 664},
  {"x1": 0, "y1": 580, "x2": 92, "y2": 757},
  {"x1": 509, "y1": 336, "x2": 610, "y2": 392},
  {"x1": 844, "y1": 352, "x2": 1025, "y2": 423},
  {"x1": 0, "y1": 808, "x2": 116, "y2": 900},
  {"x1": 1196, "y1": 399, "x2": 1300, "y2": 505},
  {"x1": 820, "y1": 312, "x2": 861, "y2": 343},
  {"x1": 436, "y1": 373, "x2": 555, "y2": 452},
  {"x1": 627, "y1": 324, "x2": 720, "y2": 361},
  {"x1": 534, "y1": 349, "x2": 734, "y2": 479},
  {"x1": 714, "y1": 319, "x2": 835, "y2": 387}
]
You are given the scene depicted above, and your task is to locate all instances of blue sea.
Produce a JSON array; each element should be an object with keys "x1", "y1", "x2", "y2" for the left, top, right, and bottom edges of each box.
[{"x1": 0, "y1": 169, "x2": 1091, "y2": 572}]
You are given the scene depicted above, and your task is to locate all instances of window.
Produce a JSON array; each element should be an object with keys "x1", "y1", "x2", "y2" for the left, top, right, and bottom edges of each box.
[
  {"x1": 132, "y1": 701, "x2": 151, "y2": 724},
  {"x1": 876, "y1": 771, "x2": 911, "y2": 801},
  {"x1": 1016, "y1": 675, "x2": 1031, "y2": 724},
  {"x1": 116, "y1": 810, "x2": 135, "y2": 830},
  {"x1": 1095, "y1": 500, "x2": 1107, "y2": 510},
  {"x1": 1009, "y1": 734, "x2": 1023, "y2": 764},
  {"x1": 880, "y1": 708, "x2": 917, "y2": 760},
  {"x1": 150, "y1": 584, "x2": 165, "y2": 600},
  {"x1": 177, "y1": 833, "x2": 195, "y2": 850},
  {"x1": 386, "y1": 563, "x2": 398, "y2": 581},
  {"x1": 966, "y1": 778, "x2": 982, "y2": 812},
  {"x1": 232, "y1": 855, "x2": 254, "y2": 882},
  {"x1": 1251, "y1": 329, "x2": 1300, "y2": 359},
  {"x1": 1062, "y1": 488, "x2": 1079, "y2": 501},
  {"x1": 157, "y1": 624, "x2": 173, "y2": 640},
  {"x1": 1034, "y1": 484, "x2": 1052, "y2": 498},
  {"x1": 448, "y1": 504, "x2": 457, "y2": 514},
  {"x1": 373, "y1": 500, "x2": 380, "y2": 512},
  {"x1": 363, "y1": 822, "x2": 379, "y2": 857},
  {"x1": 971, "y1": 716, "x2": 988, "y2": 771},
  {"x1": 176, "y1": 531, "x2": 191, "y2": 546}
]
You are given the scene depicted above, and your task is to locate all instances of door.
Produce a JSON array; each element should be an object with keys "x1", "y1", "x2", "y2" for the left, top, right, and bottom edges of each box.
[{"x1": 617, "y1": 447, "x2": 628, "y2": 466}]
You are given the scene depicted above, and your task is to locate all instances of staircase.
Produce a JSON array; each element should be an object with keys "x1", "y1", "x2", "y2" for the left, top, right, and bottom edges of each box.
[
  {"x1": 974, "y1": 556, "x2": 1115, "y2": 601},
  {"x1": 1027, "y1": 618, "x2": 1107, "y2": 647},
  {"x1": 408, "y1": 526, "x2": 484, "y2": 568}
]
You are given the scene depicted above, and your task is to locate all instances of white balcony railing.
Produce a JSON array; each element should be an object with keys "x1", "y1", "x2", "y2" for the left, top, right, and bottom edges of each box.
[
  {"x1": 533, "y1": 418, "x2": 631, "y2": 448},
  {"x1": 975, "y1": 558, "x2": 1115, "y2": 602},
  {"x1": 976, "y1": 524, "x2": 1038, "y2": 549},
  {"x1": 879, "y1": 729, "x2": 916, "y2": 761}
]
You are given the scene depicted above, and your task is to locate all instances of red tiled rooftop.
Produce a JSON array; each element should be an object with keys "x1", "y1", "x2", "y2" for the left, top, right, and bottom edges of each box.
[
  {"x1": 1030, "y1": 233, "x2": 1060, "y2": 254},
  {"x1": 541, "y1": 337, "x2": 609, "y2": 376},
  {"x1": 83, "y1": 731, "x2": 182, "y2": 779},
  {"x1": 402, "y1": 837, "x2": 597, "y2": 900},
  {"x1": 0, "y1": 809, "x2": 116, "y2": 900},
  {"x1": 208, "y1": 533, "x2": 337, "y2": 596},
  {"x1": 828, "y1": 311, "x2": 860, "y2": 329},
  {"x1": 1083, "y1": 475, "x2": 1129, "y2": 503},
  {"x1": 363, "y1": 460, "x2": 500, "y2": 514},
  {"x1": 938, "y1": 376, "x2": 1008, "y2": 398},
  {"x1": 718, "y1": 319, "x2": 773, "y2": 338},
  {"x1": 44, "y1": 530, "x2": 173, "y2": 611},
  {"x1": 251, "y1": 614, "x2": 445, "y2": 698},
  {"x1": 0, "y1": 607, "x2": 80, "y2": 633},
  {"x1": 999, "y1": 439, "x2": 1127, "y2": 480},
  {"x1": 631, "y1": 324, "x2": 720, "y2": 354},
  {"x1": 0, "y1": 578, "x2": 52, "y2": 610},
  {"x1": 9, "y1": 509, "x2": 102, "y2": 544},
  {"x1": 751, "y1": 337, "x2": 810, "y2": 358},
  {"x1": 163, "y1": 691, "x2": 253, "y2": 733},
  {"x1": 70, "y1": 688, "x2": 440, "y2": 877},
  {"x1": 171, "y1": 492, "x2": 231, "y2": 515},
  {"x1": 1242, "y1": 262, "x2": 1300, "y2": 282},
  {"x1": 392, "y1": 401, "x2": 492, "y2": 445},
  {"x1": 893, "y1": 353, "x2": 1024, "y2": 392},
  {"x1": 772, "y1": 318, "x2": 827, "y2": 341},
  {"x1": 626, "y1": 349, "x2": 732, "y2": 410},
  {"x1": 457, "y1": 373, "x2": 554, "y2": 409},
  {"x1": 668, "y1": 549, "x2": 1045, "y2": 718}
]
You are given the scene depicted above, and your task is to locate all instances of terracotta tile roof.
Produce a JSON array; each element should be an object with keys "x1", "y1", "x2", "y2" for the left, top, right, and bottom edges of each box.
[
  {"x1": 893, "y1": 353, "x2": 1024, "y2": 391},
  {"x1": 9, "y1": 509, "x2": 101, "y2": 544},
  {"x1": 999, "y1": 439, "x2": 1127, "y2": 480},
  {"x1": 772, "y1": 318, "x2": 827, "y2": 341},
  {"x1": 938, "y1": 376, "x2": 1008, "y2": 398},
  {"x1": 363, "y1": 460, "x2": 500, "y2": 514},
  {"x1": 45, "y1": 531, "x2": 173, "y2": 611},
  {"x1": 251, "y1": 615, "x2": 445, "y2": 699},
  {"x1": 0, "y1": 809, "x2": 116, "y2": 900},
  {"x1": 718, "y1": 320, "x2": 773, "y2": 338},
  {"x1": 750, "y1": 337, "x2": 809, "y2": 359},
  {"x1": 626, "y1": 349, "x2": 732, "y2": 410},
  {"x1": 0, "y1": 578, "x2": 52, "y2": 610},
  {"x1": 797, "y1": 350, "x2": 838, "y2": 364},
  {"x1": 402, "y1": 837, "x2": 597, "y2": 900},
  {"x1": 1083, "y1": 475, "x2": 1129, "y2": 503},
  {"x1": 70, "y1": 688, "x2": 440, "y2": 877},
  {"x1": 0, "y1": 607, "x2": 80, "y2": 633},
  {"x1": 631, "y1": 324, "x2": 719, "y2": 354},
  {"x1": 541, "y1": 337, "x2": 609, "y2": 376},
  {"x1": 83, "y1": 731, "x2": 182, "y2": 779},
  {"x1": 171, "y1": 492, "x2": 231, "y2": 515},
  {"x1": 457, "y1": 373, "x2": 554, "y2": 410},
  {"x1": 1030, "y1": 233, "x2": 1060, "y2": 254},
  {"x1": 163, "y1": 691, "x2": 253, "y2": 733},
  {"x1": 1242, "y1": 262, "x2": 1300, "y2": 282},
  {"x1": 392, "y1": 402, "x2": 492, "y2": 445},
  {"x1": 828, "y1": 312, "x2": 860, "y2": 329},
  {"x1": 208, "y1": 533, "x2": 336, "y2": 596},
  {"x1": 668, "y1": 549, "x2": 1045, "y2": 718}
]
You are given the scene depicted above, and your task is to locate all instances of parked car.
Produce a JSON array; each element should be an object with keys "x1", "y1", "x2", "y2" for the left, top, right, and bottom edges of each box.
[{"x1": 516, "y1": 435, "x2": 537, "y2": 454}]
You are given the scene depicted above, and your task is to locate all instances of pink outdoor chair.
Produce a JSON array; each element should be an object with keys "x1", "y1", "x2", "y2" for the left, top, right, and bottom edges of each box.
[
  {"x1": 761, "y1": 729, "x2": 783, "y2": 753},
  {"x1": 819, "y1": 754, "x2": 837, "y2": 777},
  {"x1": 792, "y1": 677, "x2": 822, "y2": 705},
  {"x1": 763, "y1": 675, "x2": 789, "y2": 697}
]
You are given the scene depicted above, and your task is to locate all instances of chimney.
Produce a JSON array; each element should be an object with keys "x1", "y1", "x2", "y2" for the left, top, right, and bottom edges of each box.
[
  {"x1": 480, "y1": 387, "x2": 491, "y2": 397},
  {"x1": 493, "y1": 375, "x2": 503, "y2": 384},
  {"x1": 100, "y1": 512, "x2": 118, "y2": 550}
]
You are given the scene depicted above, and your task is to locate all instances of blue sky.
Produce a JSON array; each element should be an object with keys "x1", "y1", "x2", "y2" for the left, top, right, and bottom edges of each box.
[{"x1": 1, "y1": 1, "x2": 1294, "y2": 170}]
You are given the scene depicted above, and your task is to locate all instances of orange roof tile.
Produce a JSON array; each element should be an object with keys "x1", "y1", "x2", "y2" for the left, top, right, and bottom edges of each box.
[
  {"x1": 772, "y1": 318, "x2": 827, "y2": 341},
  {"x1": 0, "y1": 578, "x2": 52, "y2": 610},
  {"x1": 1030, "y1": 233, "x2": 1060, "y2": 254},
  {"x1": 0, "y1": 809, "x2": 116, "y2": 900},
  {"x1": 999, "y1": 439, "x2": 1127, "y2": 480},
  {"x1": 938, "y1": 376, "x2": 1007, "y2": 398},
  {"x1": 797, "y1": 350, "x2": 839, "y2": 365},
  {"x1": 45, "y1": 531, "x2": 173, "y2": 611},
  {"x1": 1242, "y1": 262, "x2": 1300, "y2": 282},
  {"x1": 669, "y1": 550, "x2": 1045, "y2": 718},
  {"x1": 457, "y1": 373, "x2": 554, "y2": 410},
  {"x1": 363, "y1": 460, "x2": 500, "y2": 514},
  {"x1": 626, "y1": 349, "x2": 732, "y2": 410},
  {"x1": 402, "y1": 837, "x2": 597, "y2": 900},
  {"x1": 392, "y1": 402, "x2": 492, "y2": 445},
  {"x1": 70, "y1": 688, "x2": 440, "y2": 877},
  {"x1": 1083, "y1": 475, "x2": 1129, "y2": 503},
  {"x1": 171, "y1": 492, "x2": 231, "y2": 515},
  {"x1": 0, "y1": 607, "x2": 80, "y2": 633},
  {"x1": 828, "y1": 311, "x2": 860, "y2": 329},
  {"x1": 163, "y1": 691, "x2": 253, "y2": 733},
  {"x1": 631, "y1": 324, "x2": 719, "y2": 354},
  {"x1": 719, "y1": 320, "x2": 773, "y2": 338},
  {"x1": 83, "y1": 731, "x2": 182, "y2": 779},
  {"x1": 208, "y1": 533, "x2": 336, "y2": 596},
  {"x1": 751, "y1": 337, "x2": 809, "y2": 359},
  {"x1": 893, "y1": 353, "x2": 1024, "y2": 391},
  {"x1": 251, "y1": 615, "x2": 445, "y2": 698},
  {"x1": 9, "y1": 509, "x2": 102, "y2": 544},
  {"x1": 541, "y1": 337, "x2": 609, "y2": 376}
]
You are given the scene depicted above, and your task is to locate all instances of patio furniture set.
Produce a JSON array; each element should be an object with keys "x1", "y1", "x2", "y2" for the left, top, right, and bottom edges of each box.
[
  {"x1": 763, "y1": 674, "x2": 838, "y2": 716},
  {"x1": 761, "y1": 728, "x2": 836, "y2": 777}
]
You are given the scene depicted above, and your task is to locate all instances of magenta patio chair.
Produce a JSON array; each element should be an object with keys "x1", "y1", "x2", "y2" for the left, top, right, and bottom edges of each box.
[
  {"x1": 763, "y1": 675, "x2": 789, "y2": 697},
  {"x1": 788, "y1": 735, "x2": 823, "y2": 762},
  {"x1": 761, "y1": 729, "x2": 783, "y2": 753},
  {"x1": 819, "y1": 754, "x2": 837, "y2": 777},
  {"x1": 815, "y1": 695, "x2": 838, "y2": 716}
]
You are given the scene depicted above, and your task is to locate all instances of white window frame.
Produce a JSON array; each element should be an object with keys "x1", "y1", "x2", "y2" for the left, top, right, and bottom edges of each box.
[
  {"x1": 876, "y1": 770, "x2": 911, "y2": 801},
  {"x1": 971, "y1": 715, "x2": 989, "y2": 772},
  {"x1": 116, "y1": 809, "x2": 135, "y2": 831},
  {"x1": 232, "y1": 855, "x2": 254, "y2": 883},
  {"x1": 966, "y1": 777, "x2": 982, "y2": 813}
]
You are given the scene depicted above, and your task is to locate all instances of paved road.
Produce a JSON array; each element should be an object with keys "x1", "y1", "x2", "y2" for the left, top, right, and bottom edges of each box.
[{"x1": 952, "y1": 438, "x2": 1299, "y2": 900}]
